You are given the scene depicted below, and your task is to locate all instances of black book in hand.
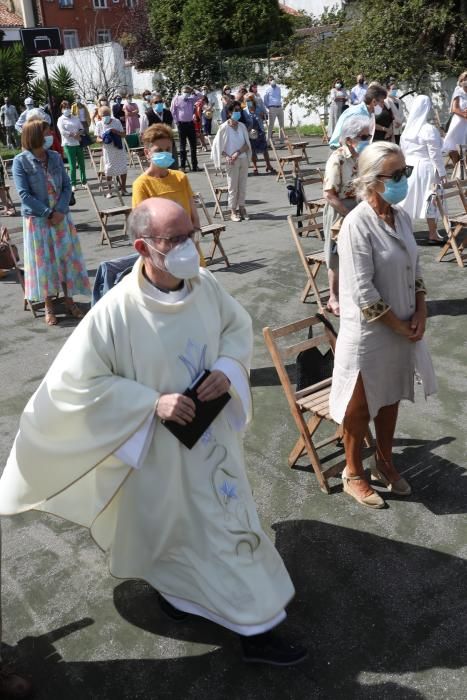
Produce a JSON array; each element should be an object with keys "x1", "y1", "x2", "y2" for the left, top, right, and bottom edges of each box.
[{"x1": 161, "y1": 370, "x2": 231, "y2": 449}]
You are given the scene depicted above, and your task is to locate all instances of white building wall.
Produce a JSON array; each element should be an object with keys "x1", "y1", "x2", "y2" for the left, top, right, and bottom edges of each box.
[{"x1": 279, "y1": 0, "x2": 344, "y2": 17}]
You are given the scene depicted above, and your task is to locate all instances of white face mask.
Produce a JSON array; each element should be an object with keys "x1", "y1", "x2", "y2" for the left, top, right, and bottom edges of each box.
[
  {"x1": 374, "y1": 104, "x2": 383, "y2": 116},
  {"x1": 146, "y1": 238, "x2": 200, "y2": 280}
]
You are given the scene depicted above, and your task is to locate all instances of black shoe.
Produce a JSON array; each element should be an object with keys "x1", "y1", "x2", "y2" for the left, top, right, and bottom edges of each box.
[
  {"x1": 241, "y1": 630, "x2": 308, "y2": 667},
  {"x1": 192, "y1": 166, "x2": 202, "y2": 172},
  {"x1": 427, "y1": 238, "x2": 447, "y2": 246},
  {"x1": 157, "y1": 592, "x2": 189, "y2": 622}
]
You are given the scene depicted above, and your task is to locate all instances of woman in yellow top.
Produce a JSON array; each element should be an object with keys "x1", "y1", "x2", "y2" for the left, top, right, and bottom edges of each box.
[{"x1": 132, "y1": 123, "x2": 205, "y2": 265}]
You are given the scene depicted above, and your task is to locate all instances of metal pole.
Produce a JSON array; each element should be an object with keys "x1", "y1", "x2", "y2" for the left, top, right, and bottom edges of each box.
[{"x1": 41, "y1": 55, "x2": 55, "y2": 131}]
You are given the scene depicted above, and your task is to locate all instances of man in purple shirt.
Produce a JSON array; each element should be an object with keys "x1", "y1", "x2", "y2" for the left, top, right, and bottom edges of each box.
[{"x1": 170, "y1": 86, "x2": 201, "y2": 172}]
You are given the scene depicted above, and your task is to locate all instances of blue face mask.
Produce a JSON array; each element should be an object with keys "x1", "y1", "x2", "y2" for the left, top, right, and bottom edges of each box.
[
  {"x1": 151, "y1": 151, "x2": 175, "y2": 169},
  {"x1": 103, "y1": 115, "x2": 111, "y2": 124},
  {"x1": 154, "y1": 103, "x2": 164, "y2": 113},
  {"x1": 380, "y1": 175, "x2": 408, "y2": 204},
  {"x1": 246, "y1": 101, "x2": 253, "y2": 109},
  {"x1": 231, "y1": 111, "x2": 241, "y2": 121},
  {"x1": 43, "y1": 135, "x2": 54, "y2": 150},
  {"x1": 356, "y1": 139, "x2": 370, "y2": 154},
  {"x1": 390, "y1": 89, "x2": 398, "y2": 97}
]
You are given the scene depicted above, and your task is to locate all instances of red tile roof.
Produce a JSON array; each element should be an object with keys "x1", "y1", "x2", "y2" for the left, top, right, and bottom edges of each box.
[
  {"x1": 280, "y1": 3, "x2": 301, "y2": 16},
  {"x1": 0, "y1": 2, "x2": 23, "y2": 27}
]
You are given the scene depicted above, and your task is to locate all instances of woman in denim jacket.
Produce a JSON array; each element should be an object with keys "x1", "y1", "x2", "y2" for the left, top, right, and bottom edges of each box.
[{"x1": 13, "y1": 119, "x2": 90, "y2": 325}]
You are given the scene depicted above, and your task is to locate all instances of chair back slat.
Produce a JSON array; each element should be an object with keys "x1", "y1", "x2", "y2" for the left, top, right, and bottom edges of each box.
[{"x1": 280, "y1": 332, "x2": 331, "y2": 360}]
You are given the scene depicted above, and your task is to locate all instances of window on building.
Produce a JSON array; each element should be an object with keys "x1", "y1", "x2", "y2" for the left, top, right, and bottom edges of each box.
[
  {"x1": 96, "y1": 29, "x2": 112, "y2": 43},
  {"x1": 93, "y1": 0, "x2": 107, "y2": 8},
  {"x1": 63, "y1": 29, "x2": 79, "y2": 49},
  {"x1": 59, "y1": 0, "x2": 74, "y2": 7}
]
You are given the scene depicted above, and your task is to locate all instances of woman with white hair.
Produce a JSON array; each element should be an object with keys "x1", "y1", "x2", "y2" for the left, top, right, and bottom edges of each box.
[
  {"x1": 322, "y1": 114, "x2": 371, "y2": 315},
  {"x1": 443, "y1": 71, "x2": 467, "y2": 166},
  {"x1": 399, "y1": 95, "x2": 447, "y2": 244},
  {"x1": 329, "y1": 142, "x2": 437, "y2": 509}
]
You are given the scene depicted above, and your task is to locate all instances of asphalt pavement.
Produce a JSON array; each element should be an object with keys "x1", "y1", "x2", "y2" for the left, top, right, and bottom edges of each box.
[{"x1": 0, "y1": 139, "x2": 466, "y2": 699}]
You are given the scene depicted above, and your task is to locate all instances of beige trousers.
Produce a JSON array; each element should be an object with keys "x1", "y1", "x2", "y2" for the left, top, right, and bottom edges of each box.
[
  {"x1": 267, "y1": 106, "x2": 285, "y2": 142},
  {"x1": 226, "y1": 157, "x2": 249, "y2": 211}
]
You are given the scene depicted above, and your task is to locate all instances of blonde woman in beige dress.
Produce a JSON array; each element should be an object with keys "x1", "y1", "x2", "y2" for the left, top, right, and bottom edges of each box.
[{"x1": 329, "y1": 142, "x2": 437, "y2": 509}]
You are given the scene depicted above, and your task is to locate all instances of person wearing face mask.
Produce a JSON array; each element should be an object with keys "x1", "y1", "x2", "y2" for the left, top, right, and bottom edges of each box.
[
  {"x1": 329, "y1": 141, "x2": 436, "y2": 509},
  {"x1": 221, "y1": 85, "x2": 234, "y2": 122},
  {"x1": 0, "y1": 195, "x2": 307, "y2": 668},
  {"x1": 328, "y1": 79, "x2": 350, "y2": 137},
  {"x1": 123, "y1": 93, "x2": 140, "y2": 135},
  {"x1": 249, "y1": 82, "x2": 268, "y2": 123},
  {"x1": 350, "y1": 74, "x2": 368, "y2": 105},
  {"x1": 372, "y1": 89, "x2": 394, "y2": 142},
  {"x1": 193, "y1": 95, "x2": 209, "y2": 150},
  {"x1": 15, "y1": 97, "x2": 35, "y2": 134},
  {"x1": 95, "y1": 106, "x2": 128, "y2": 197},
  {"x1": 322, "y1": 115, "x2": 372, "y2": 315},
  {"x1": 71, "y1": 95, "x2": 91, "y2": 140},
  {"x1": 244, "y1": 93, "x2": 275, "y2": 175},
  {"x1": 263, "y1": 75, "x2": 284, "y2": 145},
  {"x1": 200, "y1": 86, "x2": 215, "y2": 136},
  {"x1": 443, "y1": 71, "x2": 467, "y2": 166},
  {"x1": 399, "y1": 94, "x2": 447, "y2": 244},
  {"x1": 211, "y1": 101, "x2": 252, "y2": 222},
  {"x1": 12, "y1": 119, "x2": 90, "y2": 326},
  {"x1": 131, "y1": 124, "x2": 203, "y2": 264},
  {"x1": 329, "y1": 84, "x2": 387, "y2": 149},
  {"x1": 0, "y1": 96, "x2": 19, "y2": 149},
  {"x1": 170, "y1": 85, "x2": 202, "y2": 172},
  {"x1": 92, "y1": 95, "x2": 109, "y2": 125},
  {"x1": 385, "y1": 82, "x2": 405, "y2": 145},
  {"x1": 112, "y1": 95, "x2": 126, "y2": 129},
  {"x1": 57, "y1": 100, "x2": 86, "y2": 192}
]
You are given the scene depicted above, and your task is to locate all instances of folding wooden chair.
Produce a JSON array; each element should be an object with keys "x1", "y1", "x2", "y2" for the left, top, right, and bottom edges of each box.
[
  {"x1": 85, "y1": 183, "x2": 131, "y2": 247},
  {"x1": 451, "y1": 145, "x2": 467, "y2": 181},
  {"x1": 0, "y1": 225, "x2": 46, "y2": 317},
  {"x1": 288, "y1": 214, "x2": 328, "y2": 307},
  {"x1": 300, "y1": 171, "x2": 326, "y2": 222},
  {"x1": 1, "y1": 185, "x2": 16, "y2": 214},
  {"x1": 124, "y1": 134, "x2": 145, "y2": 168},
  {"x1": 87, "y1": 146, "x2": 105, "y2": 190},
  {"x1": 0, "y1": 155, "x2": 13, "y2": 183},
  {"x1": 203, "y1": 163, "x2": 228, "y2": 221},
  {"x1": 269, "y1": 139, "x2": 303, "y2": 183},
  {"x1": 263, "y1": 314, "x2": 373, "y2": 494},
  {"x1": 318, "y1": 114, "x2": 330, "y2": 144},
  {"x1": 434, "y1": 179, "x2": 467, "y2": 268},
  {"x1": 193, "y1": 192, "x2": 230, "y2": 267},
  {"x1": 281, "y1": 128, "x2": 310, "y2": 164}
]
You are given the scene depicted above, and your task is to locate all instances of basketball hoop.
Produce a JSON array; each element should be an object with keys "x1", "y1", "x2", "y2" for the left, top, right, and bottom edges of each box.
[{"x1": 37, "y1": 49, "x2": 59, "y2": 57}]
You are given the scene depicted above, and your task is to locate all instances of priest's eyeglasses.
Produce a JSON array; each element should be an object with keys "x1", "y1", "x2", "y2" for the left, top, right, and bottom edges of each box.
[
  {"x1": 142, "y1": 232, "x2": 194, "y2": 247},
  {"x1": 378, "y1": 165, "x2": 414, "y2": 182}
]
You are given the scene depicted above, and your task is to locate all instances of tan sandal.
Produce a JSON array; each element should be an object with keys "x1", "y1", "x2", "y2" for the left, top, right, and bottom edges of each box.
[
  {"x1": 64, "y1": 301, "x2": 84, "y2": 319},
  {"x1": 371, "y1": 460, "x2": 411, "y2": 496},
  {"x1": 44, "y1": 302, "x2": 58, "y2": 326},
  {"x1": 342, "y1": 467, "x2": 385, "y2": 509}
]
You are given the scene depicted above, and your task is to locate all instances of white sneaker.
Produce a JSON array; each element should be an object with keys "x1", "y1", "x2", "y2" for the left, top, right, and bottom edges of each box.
[
  {"x1": 230, "y1": 212, "x2": 241, "y2": 222},
  {"x1": 71, "y1": 185, "x2": 76, "y2": 192},
  {"x1": 106, "y1": 193, "x2": 113, "y2": 199},
  {"x1": 240, "y1": 207, "x2": 250, "y2": 221}
]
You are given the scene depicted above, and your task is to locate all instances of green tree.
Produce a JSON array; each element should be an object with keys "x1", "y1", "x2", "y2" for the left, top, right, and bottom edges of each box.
[
  {"x1": 286, "y1": 0, "x2": 467, "y2": 110},
  {"x1": 0, "y1": 44, "x2": 35, "y2": 108},
  {"x1": 118, "y1": 0, "x2": 163, "y2": 71},
  {"x1": 31, "y1": 64, "x2": 76, "y2": 106},
  {"x1": 146, "y1": 0, "x2": 293, "y2": 89}
]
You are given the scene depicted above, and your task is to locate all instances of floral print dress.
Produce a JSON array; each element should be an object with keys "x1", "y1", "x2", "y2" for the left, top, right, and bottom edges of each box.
[{"x1": 23, "y1": 170, "x2": 91, "y2": 301}]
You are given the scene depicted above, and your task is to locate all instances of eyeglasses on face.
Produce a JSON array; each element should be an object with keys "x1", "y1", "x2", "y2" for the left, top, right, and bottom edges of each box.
[
  {"x1": 141, "y1": 232, "x2": 194, "y2": 247},
  {"x1": 378, "y1": 165, "x2": 414, "y2": 182}
]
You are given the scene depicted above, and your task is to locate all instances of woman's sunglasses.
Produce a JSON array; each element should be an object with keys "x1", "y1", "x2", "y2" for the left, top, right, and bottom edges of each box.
[{"x1": 378, "y1": 165, "x2": 414, "y2": 182}]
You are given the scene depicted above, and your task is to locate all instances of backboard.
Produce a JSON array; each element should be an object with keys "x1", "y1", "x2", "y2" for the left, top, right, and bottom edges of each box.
[{"x1": 20, "y1": 27, "x2": 64, "y2": 57}]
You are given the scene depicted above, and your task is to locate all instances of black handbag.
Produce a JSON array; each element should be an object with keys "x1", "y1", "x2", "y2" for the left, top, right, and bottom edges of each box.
[
  {"x1": 296, "y1": 314, "x2": 338, "y2": 392},
  {"x1": 69, "y1": 191, "x2": 76, "y2": 206}
]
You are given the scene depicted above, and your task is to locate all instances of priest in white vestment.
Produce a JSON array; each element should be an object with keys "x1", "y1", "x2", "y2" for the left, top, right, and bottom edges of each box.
[{"x1": 0, "y1": 198, "x2": 306, "y2": 667}]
